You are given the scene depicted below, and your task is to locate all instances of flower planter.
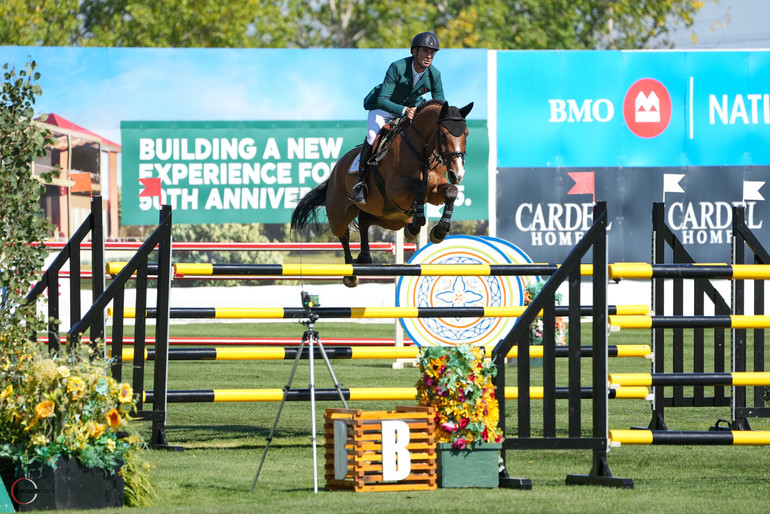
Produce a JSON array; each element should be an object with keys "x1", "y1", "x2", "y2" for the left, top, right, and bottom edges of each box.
[
  {"x1": 436, "y1": 442, "x2": 501, "y2": 488},
  {"x1": 0, "y1": 457, "x2": 123, "y2": 511}
]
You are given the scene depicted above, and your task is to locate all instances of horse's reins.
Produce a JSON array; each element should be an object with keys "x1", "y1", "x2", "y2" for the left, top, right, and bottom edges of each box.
[
  {"x1": 369, "y1": 108, "x2": 467, "y2": 217},
  {"x1": 403, "y1": 113, "x2": 467, "y2": 177}
]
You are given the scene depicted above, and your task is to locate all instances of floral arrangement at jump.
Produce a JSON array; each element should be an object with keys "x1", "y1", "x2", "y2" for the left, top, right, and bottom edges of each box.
[
  {"x1": 524, "y1": 281, "x2": 567, "y2": 346},
  {"x1": 0, "y1": 339, "x2": 155, "y2": 506},
  {"x1": 416, "y1": 343, "x2": 503, "y2": 449}
]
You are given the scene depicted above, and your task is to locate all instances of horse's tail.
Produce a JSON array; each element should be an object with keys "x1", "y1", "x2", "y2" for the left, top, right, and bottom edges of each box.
[{"x1": 290, "y1": 180, "x2": 328, "y2": 230}]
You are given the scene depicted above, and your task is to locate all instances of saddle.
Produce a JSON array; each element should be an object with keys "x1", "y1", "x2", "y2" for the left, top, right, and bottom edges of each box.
[{"x1": 368, "y1": 119, "x2": 407, "y2": 167}]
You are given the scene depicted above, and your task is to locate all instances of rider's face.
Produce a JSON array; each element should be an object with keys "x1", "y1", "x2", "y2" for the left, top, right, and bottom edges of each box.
[{"x1": 412, "y1": 46, "x2": 437, "y2": 73}]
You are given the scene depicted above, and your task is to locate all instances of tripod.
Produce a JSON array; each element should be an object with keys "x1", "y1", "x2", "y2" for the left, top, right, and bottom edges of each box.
[{"x1": 251, "y1": 296, "x2": 349, "y2": 494}]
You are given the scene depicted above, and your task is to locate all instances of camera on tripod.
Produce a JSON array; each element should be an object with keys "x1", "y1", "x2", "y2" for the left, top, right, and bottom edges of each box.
[{"x1": 301, "y1": 291, "x2": 320, "y2": 311}]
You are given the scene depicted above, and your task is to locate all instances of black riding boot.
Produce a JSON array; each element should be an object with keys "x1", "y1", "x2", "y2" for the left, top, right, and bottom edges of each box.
[{"x1": 348, "y1": 141, "x2": 373, "y2": 205}]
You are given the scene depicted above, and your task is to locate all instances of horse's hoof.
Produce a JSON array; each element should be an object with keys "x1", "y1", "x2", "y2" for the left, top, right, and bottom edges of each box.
[
  {"x1": 405, "y1": 225, "x2": 420, "y2": 242},
  {"x1": 354, "y1": 254, "x2": 372, "y2": 264},
  {"x1": 343, "y1": 276, "x2": 359, "y2": 288},
  {"x1": 430, "y1": 226, "x2": 447, "y2": 244}
]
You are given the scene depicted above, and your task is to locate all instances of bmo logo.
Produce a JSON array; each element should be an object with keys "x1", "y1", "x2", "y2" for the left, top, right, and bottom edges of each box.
[
  {"x1": 623, "y1": 78, "x2": 672, "y2": 138},
  {"x1": 547, "y1": 77, "x2": 673, "y2": 139},
  {"x1": 548, "y1": 98, "x2": 614, "y2": 123}
]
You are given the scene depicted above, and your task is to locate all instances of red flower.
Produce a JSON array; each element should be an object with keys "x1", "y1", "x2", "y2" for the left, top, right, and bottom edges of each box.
[
  {"x1": 441, "y1": 422, "x2": 458, "y2": 433},
  {"x1": 481, "y1": 427, "x2": 489, "y2": 441},
  {"x1": 458, "y1": 418, "x2": 469, "y2": 429},
  {"x1": 452, "y1": 438, "x2": 467, "y2": 450},
  {"x1": 424, "y1": 376, "x2": 433, "y2": 386},
  {"x1": 495, "y1": 434, "x2": 503, "y2": 443}
]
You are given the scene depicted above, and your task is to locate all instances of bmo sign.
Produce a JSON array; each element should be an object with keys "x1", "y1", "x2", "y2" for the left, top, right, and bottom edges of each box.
[
  {"x1": 547, "y1": 77, "x2": 673, "y2": 138},
  {"x1": 548, "y1": 98, "x2": 614, "y2": 123},
  {"x1": 623, "y1": 78, "x2": 672, "y2": 138}
]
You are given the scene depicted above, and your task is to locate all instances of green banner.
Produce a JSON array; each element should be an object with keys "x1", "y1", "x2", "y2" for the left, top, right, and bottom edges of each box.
[{"x1": 121, "y1": 120, "x2": 488, "y2": 225}]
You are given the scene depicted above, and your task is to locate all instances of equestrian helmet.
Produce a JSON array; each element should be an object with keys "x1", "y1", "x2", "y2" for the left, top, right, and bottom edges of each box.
[{"x1": 411, "y1": 32, "x2": 440, "y2": 51}]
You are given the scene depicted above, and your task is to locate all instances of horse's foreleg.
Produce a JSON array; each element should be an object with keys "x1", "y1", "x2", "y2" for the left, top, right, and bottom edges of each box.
[
  {"x1": 430, "y1": 184, "x2": 458, "y2": 244},
  {"x1": 339, "y1": 230, "x2": 359, "y2": 288},
  {"x1": 355, "y1": 215, "x2": 373, "y2": 264},
  {"x1": 405, "y1": 179, "x2": 427, "y2": 239}
]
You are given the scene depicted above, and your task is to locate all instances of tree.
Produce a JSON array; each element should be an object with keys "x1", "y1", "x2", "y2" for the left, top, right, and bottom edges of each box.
[
  {"x1": 0, "y1": 0, "x2": 708, "y2": 50},
  {"x1": 0, "y1": 60, "x2": 55, "y2": 338},
  {"x1": 0, "y1": 1, "x2": 82, "y2": 46}
]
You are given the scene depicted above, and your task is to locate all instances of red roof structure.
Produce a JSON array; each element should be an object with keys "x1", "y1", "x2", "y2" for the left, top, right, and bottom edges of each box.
[{"x1": 38, "y1": 113, "x2": 121, "y2": 149}]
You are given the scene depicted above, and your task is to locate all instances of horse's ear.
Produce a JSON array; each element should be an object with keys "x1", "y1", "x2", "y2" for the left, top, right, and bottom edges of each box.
[
  {"x1": 459, "y1": 102, "x2": 474, "y2": 118},
  {"x1": 440, "y1": 101, "x2": 449, "y2": 118}
]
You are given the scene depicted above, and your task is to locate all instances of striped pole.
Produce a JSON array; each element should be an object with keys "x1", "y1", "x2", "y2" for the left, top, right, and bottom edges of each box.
[
  {"x1": 116, "y1": 344, "x2": 652, "y2": 362},
  {"x1": 608, "y1": 262, "x2": 770, "y2": 280},
  {"x1": 112, "y1": 304, "x2": 649, "y2": 320},
  {"x1": 610, "y1": 315, "x2": 770, "y2": 329},
  {"x1": 609, "y1": 372, "x2": 770, "y2": 387},
  {"x1": 169, "y1": 262, "x2": 596, "y2": 277},
  {"x1": 43, "y1": 241, "x2": 414, "y2": 252},
  {"x1": 142, "y1": 386, "x2": 650, "y2": 403},
  {"x1": 609, "y1": 429, "x2": 770, "y2": 446},
  {"x1": 62, "y1": 336, "x2": 416, "y2": 347},
  {"x1": 108, "y1": 260, "x2": 770, "y2": 279}
]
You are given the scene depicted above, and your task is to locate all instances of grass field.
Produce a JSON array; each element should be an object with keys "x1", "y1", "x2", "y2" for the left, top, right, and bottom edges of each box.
[{"x1": 92, "y1": 321, "x2": 770, "y2": 513}]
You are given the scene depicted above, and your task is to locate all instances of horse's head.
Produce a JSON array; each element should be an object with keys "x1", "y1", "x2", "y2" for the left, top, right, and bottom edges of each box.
[{"x1": 436, "y1": 102, "x2": 473, "y2": 185}]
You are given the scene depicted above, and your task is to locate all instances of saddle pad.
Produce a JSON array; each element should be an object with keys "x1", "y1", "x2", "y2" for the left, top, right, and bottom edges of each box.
[{"x1": 347, "y1": 152, "x2": 361, "y2": 174}]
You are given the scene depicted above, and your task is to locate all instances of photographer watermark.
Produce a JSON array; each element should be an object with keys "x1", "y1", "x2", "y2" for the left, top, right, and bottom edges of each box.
[{"x1": 11, "y1": 477, "x2": 53, "y2": 506}]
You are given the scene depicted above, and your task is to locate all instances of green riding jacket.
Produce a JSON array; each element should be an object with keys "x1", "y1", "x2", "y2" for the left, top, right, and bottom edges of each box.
[{"x1": 363, "y1": 56, "x2": 445, "y2": 116}]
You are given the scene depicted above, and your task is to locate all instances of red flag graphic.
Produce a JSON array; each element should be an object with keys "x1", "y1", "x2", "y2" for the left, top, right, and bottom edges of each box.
[
  {"x1": 567, "y1": 171, "x2": 595, "y2": 203},
  {"x1": 70, "y1": 172, "x2": 92, "y2": 195},
  {"x1": 138, "y1": 177, "x2": 162, "y2": 198}
]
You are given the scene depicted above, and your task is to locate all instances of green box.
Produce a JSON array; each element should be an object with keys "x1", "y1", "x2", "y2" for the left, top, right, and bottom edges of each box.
[{"x1": 436, "y1": 442, "x2": 501, "y2": 488}]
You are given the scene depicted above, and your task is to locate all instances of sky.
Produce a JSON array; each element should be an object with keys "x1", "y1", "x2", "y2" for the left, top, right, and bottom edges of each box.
[
  {"x1": 668, "y1": 0, "x2": 770, "y2": 48},
  {"x1": 0, "y1": 47, "x2": 486, "y2": 148},
  {"x1": 0, "y1": 1, "x2": 765, "y2": 155}
]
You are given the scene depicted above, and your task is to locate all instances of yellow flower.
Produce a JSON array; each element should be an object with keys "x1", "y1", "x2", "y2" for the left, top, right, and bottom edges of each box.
[
  {"x1": 117, "y1": 383, "x2": 134, "y2": 404},
  {"x1": 32, "y1": 359, "x2": 57, "y2": 382},
  {"x1": 106, "y1": 408, "x2": 121, "y2": 428},
  {"x1": 106, "y1": 438, "x2": 116, "y2": 452},
  {"x1": 66, "y1": 376, "x2": 87, "y2": 400},
  {"x1": 57, "y1": 365, "x2": 71, "y2": 378},
  {"x1": 31, "y1": 433, "x2": 49, "y2": 446},
  {"x1": 34, "y1": 400, "x2": 55, "y2": 419},
  {"x1": 0, "y1": 385, "x2": 12, "y2": 400},
  {"x1": 86, "y1": 420, "x2": 106, "y2": 439}
]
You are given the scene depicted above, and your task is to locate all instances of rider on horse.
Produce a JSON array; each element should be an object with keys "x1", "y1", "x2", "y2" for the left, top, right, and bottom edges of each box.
[{"x1": 348, "y1": 31, "x2": 446, "y2": 205}]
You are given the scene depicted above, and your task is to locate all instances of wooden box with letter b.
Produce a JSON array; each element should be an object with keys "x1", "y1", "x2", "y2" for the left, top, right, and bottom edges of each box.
[{"x1": 324, "y1": 406, "x2": 436, "y2": 492}]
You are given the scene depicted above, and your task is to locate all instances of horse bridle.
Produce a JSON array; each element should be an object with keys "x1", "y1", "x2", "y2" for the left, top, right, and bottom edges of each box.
[
  {"x1": 402, "y1": 114, "x2": 467, "y2": 175},
  {"x1": 434, "y1": 120, "x2": 467, "y2": 168}
]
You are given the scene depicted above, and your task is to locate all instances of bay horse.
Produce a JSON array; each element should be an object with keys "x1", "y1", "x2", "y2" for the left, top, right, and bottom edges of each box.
[{"x1": 291, "y1": 100, "x2": 473, "y2": 287}]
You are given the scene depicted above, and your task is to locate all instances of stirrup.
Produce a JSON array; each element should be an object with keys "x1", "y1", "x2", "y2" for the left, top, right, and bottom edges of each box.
[{"x1": 348, "y1": 182, "x2": 368, "y2": 205}]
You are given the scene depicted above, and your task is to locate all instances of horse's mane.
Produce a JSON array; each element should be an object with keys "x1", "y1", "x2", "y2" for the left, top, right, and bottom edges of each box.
[{"x1": 416, "y1": 99, "x2": 445, "y2": 114}]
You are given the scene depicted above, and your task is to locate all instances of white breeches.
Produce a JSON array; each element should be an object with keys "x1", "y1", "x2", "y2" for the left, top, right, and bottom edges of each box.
[{"x1": 367, "y1": 109, "x2": 396, "y2": 144}]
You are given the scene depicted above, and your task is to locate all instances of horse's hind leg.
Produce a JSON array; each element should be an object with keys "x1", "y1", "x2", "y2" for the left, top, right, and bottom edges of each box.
[
  {"x1": 430, "y1": 184, "x2": 458, "y2": 243},
  {"x1": 339, "y1": 229, "x2": 360, "y2": 288},
  {"x1": 355, "y1": 213, "x2": 374, "y2": 265}
]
